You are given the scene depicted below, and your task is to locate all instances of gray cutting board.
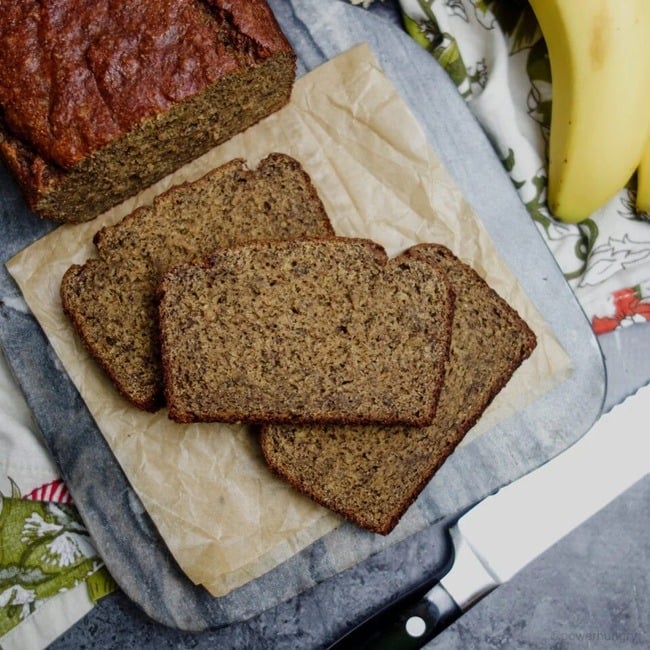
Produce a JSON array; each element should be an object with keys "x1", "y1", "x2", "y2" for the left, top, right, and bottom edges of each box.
[{"x1": 0, "y1": 0, "x2": 605, "y2": 632}]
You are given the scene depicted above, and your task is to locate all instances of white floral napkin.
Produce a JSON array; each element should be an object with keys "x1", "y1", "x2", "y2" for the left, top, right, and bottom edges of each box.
[
  {"x1": 353, "y1": 0, "x2": 650, "y2": 333},
  {"x1": 0, "y1": 349, "x2": 115, "y2": 649}
]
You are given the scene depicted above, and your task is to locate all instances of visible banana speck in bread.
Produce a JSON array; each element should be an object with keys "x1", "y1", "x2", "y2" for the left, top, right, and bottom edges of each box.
[
  {"x1": 260, "y1": 244, "x2": 537, "y2": 535},
  {"x1": 60, "y1": 153, "x2": 333, "y2": 411},
  {"x1": 158, "y1": 237, "x2": 454, "y2": 427}
]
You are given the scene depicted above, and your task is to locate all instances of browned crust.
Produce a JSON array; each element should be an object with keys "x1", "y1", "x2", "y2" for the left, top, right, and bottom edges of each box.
[
  {"x1": 93, "y1": 154, "x2": 333, "y2": 252},
  {"x1": 0, "y1": 1, "x2": 296, "y2": 222},
  {"x1": 259, "y1": 428, "x2": 462, "y2": 535},
  {"x1": 60, "y1": 263, "x2": 161, "y2": 412},
  {"x1": 210, "y1": 0, "x2": 295, "y2": 56},
  {"x1": 0, "y1": 0, "x2": 293, "y2": 168}
]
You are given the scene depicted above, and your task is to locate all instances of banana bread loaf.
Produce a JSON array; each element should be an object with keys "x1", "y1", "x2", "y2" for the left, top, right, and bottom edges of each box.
[
  {"x1": 260, "y1": 244, "x2": 537, "y2": 535},
  {"x1": 158, "y1": 238, "x2": 454, "y2": 426},
  {"x1": 0, "y1": 0, "x2": 295, "y2": 222},
  {"x1": 60, "y1": 153, "x2": 333, "y2": 411}
]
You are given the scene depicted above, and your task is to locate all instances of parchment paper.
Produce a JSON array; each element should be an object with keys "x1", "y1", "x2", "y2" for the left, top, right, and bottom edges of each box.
[{"x1": 7, "y1": 44, "x2": 571, "y2": 597}]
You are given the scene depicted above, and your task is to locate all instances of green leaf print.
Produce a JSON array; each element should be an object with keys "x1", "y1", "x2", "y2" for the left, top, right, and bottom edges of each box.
[
  {"x1": 403, "y1": 9, "x2": 471, "y2": 94},
  {"x1": 86, "y1": 566, "x2": 118, "y2": 604},
  {"x1": 566, "y1": 220, "x2": 600, "y2": 281},
  {"x1": 435, "y1": 38, "x2": 469, "y2": 88},
  {"x1": 526, "y1": 38, "x2": 552, "y2": 135},
  {"x1": 487, "y1": 0, "x2": 539, "y2": 52},
  {"x1": 497, "y1": 149, "x2": 547, "y2": 226},
  {"x1": 527, "y1": 174, "x2": 552, "y2": 226},
  {"x1": 0, "y1": 491, "x2": 105, "y2": 636},
  {"x1": 474, "y1": 1, "x2": 489, "y2": 16},
  {"x1": 501, "y1": 148, "x2": 516, "y2": 174},
  {"x1": 403, "y1": 13, "x2": 435, "y2": 49}
]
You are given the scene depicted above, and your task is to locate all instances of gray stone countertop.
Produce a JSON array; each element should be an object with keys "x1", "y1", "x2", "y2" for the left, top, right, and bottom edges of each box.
[{"x1": 432, "y1": 474, "x2": 649, "y2": 650}]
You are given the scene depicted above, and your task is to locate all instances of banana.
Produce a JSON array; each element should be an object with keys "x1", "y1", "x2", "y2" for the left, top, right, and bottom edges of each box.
[
  {"x1": 637, "y1": 130, "x2": 650, "y2": 214},
  {"x1": 528, "y1": 0, "x2": 650, "y2": 223}
]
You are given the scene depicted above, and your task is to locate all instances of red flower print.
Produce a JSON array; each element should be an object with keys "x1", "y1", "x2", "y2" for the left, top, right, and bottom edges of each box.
[{"x1": 592, "y1": 287, "x2": 650, "y2": 334}]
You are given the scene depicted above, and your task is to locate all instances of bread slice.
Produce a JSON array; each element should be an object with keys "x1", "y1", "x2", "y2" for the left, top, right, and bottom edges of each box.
[
  {"x1": 0, "y1": 0, "x2": 296, "y2": 223},
  {"x1": 158, "y1": 238, "x2": 454, "y2": 426},
  {"x1": 260, "y1": 244, "x2": 537, "y2": 535},
  {"x1": 60, "y1": 153, "x2": 333, "y2": 411}
]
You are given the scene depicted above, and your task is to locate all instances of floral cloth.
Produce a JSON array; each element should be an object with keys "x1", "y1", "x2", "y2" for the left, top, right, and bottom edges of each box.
[
  {"x1": 0, "y1": 480, "x2": 115, "y2": 639},
  {"x1": 0, "y1": 351, "x2": 116, "y2": 648},
  {"x1": 353, "y1": 0, "x2": 650, "y2": 333}
]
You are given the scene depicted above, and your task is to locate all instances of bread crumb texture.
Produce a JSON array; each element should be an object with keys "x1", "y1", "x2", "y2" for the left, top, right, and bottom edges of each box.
[
  {"x1": 261, "y1": 244, "x2": 537, "y2": 535},
  {"x1": 60, "y1": 153, "x2": 333, "y2": 411},
  {"x1": 159, "y1": 238, "x2": 454, "y2": 426}
]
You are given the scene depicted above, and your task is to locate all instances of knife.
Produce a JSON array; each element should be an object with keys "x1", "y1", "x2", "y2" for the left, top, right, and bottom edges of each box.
[{"x1": 329, "y1": 382, "x2": 649, "y2": 649}]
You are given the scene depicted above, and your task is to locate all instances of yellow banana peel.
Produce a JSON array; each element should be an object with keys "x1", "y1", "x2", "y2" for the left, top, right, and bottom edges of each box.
[{"x1": 529, "y1": 0, "x2": 650, "y2": 223}]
